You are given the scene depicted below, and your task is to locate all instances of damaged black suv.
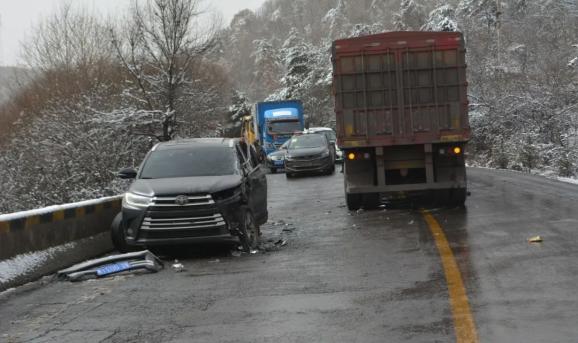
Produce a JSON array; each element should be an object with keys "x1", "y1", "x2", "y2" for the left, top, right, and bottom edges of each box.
[{"x1": 111, "y1": 138, "x2": 268, "y2": 252}]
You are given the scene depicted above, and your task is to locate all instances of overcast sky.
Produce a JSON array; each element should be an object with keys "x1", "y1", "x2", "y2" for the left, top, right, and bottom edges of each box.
[{"x1": 0, "y1": 0, "x2": 266, "y2": 66}]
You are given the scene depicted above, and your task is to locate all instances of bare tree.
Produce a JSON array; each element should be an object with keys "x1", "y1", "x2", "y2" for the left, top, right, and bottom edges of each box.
[
  {"x1": 21, "y1": 4, "x2": 113, "y2": 75},
  {"x1": 111, "y1": 0, "x2": 220, "y2": 141}
]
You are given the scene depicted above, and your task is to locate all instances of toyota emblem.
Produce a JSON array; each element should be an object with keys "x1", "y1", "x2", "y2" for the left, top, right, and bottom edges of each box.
[{"x1": 175, "y1": 195, "x2": 189, "y2": 206}]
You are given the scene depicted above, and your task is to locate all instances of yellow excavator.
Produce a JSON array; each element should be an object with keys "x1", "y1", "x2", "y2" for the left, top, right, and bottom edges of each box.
[
  {"x1": 240, "y1": 115, "x2": 266, "y2": 162},
  {"x1": 241, "y1": 115, "x2": 257, "y2": 145}
]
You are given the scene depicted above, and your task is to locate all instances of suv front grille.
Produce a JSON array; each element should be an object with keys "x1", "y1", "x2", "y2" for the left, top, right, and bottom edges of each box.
[
  {"x1": 137, "y1": 193, "x2": 229, "y2": 241},
  {"x1": 141, "y1": 213, "x2": 225, "y2": 231},
  {"x1": 150, "y1": 194, "x2": 214, "y2": 209}
]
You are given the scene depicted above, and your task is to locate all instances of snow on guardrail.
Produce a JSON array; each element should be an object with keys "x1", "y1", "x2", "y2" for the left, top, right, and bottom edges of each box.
[{"x1": 0, "y1": 195, "x2": 123, "y2": 222}]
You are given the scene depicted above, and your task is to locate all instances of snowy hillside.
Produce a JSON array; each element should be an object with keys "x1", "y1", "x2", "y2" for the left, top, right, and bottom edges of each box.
[{"x1": 0, "y1": 67, "x2": 27, "y2": 105}]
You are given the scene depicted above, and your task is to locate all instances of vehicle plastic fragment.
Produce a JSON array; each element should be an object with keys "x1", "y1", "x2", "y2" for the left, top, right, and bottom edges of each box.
[
  {"x1": 274, "y1": 239, "x2": 288, "y2": 247},
  {"x1": 57, "y1": 250, "x2": 163, "y2": 282},
  {"x1": 528, "y1": 236, "x2": 543, "y2": 243},
  {"x1": 172, "y1": 259, "x2": 184, "y2": 272}
]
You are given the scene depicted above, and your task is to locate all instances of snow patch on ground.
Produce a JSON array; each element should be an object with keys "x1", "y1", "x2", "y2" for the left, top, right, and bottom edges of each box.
[
  {"x1": 469, "y1": 165, "x2": 578, "y2": 185},
  {"x1": 0, "y1": 195, "x2": 123, "y2": 222},
  {"x1": 0, "y1": 242, "x2": 77, "y2": 284},
  {"x1": 557, "y1": 177, "x2": 578, "y2": 185}
]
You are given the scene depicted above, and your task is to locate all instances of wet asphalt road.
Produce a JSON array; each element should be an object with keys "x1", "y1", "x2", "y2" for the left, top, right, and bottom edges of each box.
[{"x1": 1, "y1": 167, "x2": 578, "y2": 342}]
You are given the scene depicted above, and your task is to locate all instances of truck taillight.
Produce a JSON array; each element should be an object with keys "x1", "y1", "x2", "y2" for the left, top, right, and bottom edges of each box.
[
  {"x1": 347, "y1": 152, "x2": 371, "y2": 160},
  {"x1": 439, "y1": 146, "x2": 463, "y2": 156}
]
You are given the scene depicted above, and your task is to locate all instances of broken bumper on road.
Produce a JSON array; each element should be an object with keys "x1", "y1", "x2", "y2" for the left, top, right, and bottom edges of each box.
[{"x1": 57, "y1": 250, "x2": 163, "y2": 282}]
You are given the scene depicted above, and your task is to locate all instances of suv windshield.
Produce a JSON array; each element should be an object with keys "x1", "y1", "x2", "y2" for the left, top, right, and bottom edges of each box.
[
  {"x1": 288, "y1": 134, "x2": 326, "y2": 149},
  {"x1": 140, "y1": 146, "x2": 238, "y2": 179}
]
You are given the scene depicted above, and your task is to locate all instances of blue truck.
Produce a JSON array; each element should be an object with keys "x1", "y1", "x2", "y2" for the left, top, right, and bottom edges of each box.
[{"x1": 255, "y1": 100, "x2": 305, "y2": 156}]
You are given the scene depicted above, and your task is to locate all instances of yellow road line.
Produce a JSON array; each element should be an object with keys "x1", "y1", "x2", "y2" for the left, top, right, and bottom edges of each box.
[{"x1": 421, "y1": 210, "x2": 479, "y2": 343}]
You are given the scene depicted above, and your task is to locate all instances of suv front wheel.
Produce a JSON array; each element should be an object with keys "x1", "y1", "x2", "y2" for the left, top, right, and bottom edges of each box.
[
  {"x1": 110, "y1": 213, "x2": 137, "y2": 253},
  {"x1": 238, "y1": 207, "x2": 259, "y2": 252}
]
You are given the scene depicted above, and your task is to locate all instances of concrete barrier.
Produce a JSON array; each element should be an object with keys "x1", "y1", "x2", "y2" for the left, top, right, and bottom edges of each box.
[
  {"x1": 0, "y1": 196, "x2": 122, "y2": 261},
  {"x1": 0, "y1": 196, "x2": 122, "y2": 292}
]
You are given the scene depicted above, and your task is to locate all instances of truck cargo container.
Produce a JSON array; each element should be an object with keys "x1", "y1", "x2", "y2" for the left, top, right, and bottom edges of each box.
[{"x1": 332, "y1": 31, "x2": 470, "y2": 210}]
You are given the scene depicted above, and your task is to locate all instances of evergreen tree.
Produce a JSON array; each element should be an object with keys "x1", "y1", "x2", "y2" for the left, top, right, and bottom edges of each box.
[
  {"x1": 393, "y1": 0, "x2": 426, "y2": 31},
  {"x1": 223, "y1": 91, "x2": 252, "y2": 138},
  {"x1": 251, "y1": 40, "x2": 282, "y2": 100}
]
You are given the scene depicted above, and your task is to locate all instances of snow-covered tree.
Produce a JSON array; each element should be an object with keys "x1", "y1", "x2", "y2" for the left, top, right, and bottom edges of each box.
[
  {"x1": 421, "y1": 5, "x2": 458, "y2": 32},
  {"x1": 322, "y1": 0, "x2": 351, "y2": 41},
  {"x1": 251, "y1": 40, "x2": 282, "y2": 100},
  {"x1": 111, "y1": 0, "x2": 218, "y2": 141},
  {"x1": 393, "y1": 0, "x2": 426, "y2": 31},
  {"x1": 223, "y1": 91, "x2": 252, "y2": 138}
]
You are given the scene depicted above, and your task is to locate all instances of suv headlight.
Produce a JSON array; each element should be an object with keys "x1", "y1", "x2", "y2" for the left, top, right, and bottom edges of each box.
[
  {"x1": 320, "y1": 150, "x2": 330, "y2": 158},
  {"x1": 212, "y1": 186, "x2": 242, "y2": 201},
  {"x1": 123, "y1": 192, "x2": 153, "y2": 209}
]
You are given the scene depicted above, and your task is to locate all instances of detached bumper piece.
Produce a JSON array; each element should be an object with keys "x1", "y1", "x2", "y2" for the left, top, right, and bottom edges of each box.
[{"x1": 57, "y1": 250, "x2": 164, "y2": 282}]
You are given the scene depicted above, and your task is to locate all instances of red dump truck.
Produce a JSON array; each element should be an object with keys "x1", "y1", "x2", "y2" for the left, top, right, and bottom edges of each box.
[{"x1": 332, "y1": 31, "x2": 470, "y2": 210}]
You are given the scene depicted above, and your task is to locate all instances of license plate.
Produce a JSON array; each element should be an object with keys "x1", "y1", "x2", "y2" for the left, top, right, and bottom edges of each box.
[
  {"x1": 274, "y1": 161, "x2": 284, "y2": 166},
  {"x1": 96, "y1": 261, "x2": 131, "y2": 276}
]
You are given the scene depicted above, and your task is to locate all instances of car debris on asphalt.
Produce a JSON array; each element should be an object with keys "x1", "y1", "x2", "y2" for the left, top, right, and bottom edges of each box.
[
  {"x1": 274, "y1": 239, "x2": 288, "y2": 247},
  {"x1": 528, "y1": 235, "x2": 543, "y2": 243},
  {"x1": 172, "y1": 260, "x2": 185, "y2": 272},
  {"x1": 231, "y1": 250, "x2": 243, "y2": 257},
  {"x1": 57, "y1": 250, "x2": 163, "y2": 282}
]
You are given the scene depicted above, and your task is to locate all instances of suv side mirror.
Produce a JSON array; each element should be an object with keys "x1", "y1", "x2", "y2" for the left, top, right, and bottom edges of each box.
[{"x1": 118, "y1": 167, "x2": 138, "y2": 179}]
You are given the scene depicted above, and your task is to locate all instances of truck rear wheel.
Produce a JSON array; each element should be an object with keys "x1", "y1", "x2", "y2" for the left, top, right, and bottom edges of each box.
[
  {"x1": 449, "y1": 188, "x2": 467, "y2": 207},
  {"x1": 346, "y1": 193, "x2": 362, "y2": 211},
  {"x1": 362, "y1": 193, "x2": 381, "y2": 209}
]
